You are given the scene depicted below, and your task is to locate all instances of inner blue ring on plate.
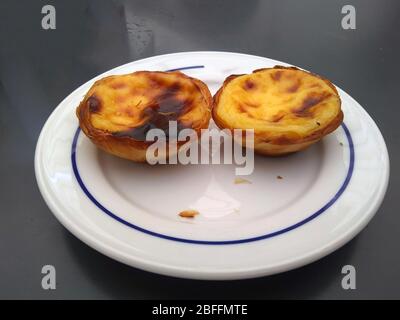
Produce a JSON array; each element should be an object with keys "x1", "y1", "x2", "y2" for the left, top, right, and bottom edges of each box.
[{"x1": 71, "y1": 65, "x2": 355, "y2": 245}]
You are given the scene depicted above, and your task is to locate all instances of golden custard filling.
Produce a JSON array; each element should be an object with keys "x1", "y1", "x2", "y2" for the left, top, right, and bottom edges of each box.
[
  {"x1": 213, "y1": 67, "x2": 342, "y2": 143},
  {"x1": 76, "y1": 71, "x2": 212, "y2": 162},
  {"x1": 83, "y1": 71, "x2": 211, "y2": 139}
]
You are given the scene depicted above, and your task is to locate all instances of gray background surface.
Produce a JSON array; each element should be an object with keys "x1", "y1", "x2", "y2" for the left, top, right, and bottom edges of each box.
[{"x1": 0, "y1": 0, "x2": 398, "y2": 299}]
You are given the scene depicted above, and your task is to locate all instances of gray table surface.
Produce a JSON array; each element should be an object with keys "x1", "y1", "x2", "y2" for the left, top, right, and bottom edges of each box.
[{"x1": 0, "y1": 0, "x2": 399, "y2": 299}]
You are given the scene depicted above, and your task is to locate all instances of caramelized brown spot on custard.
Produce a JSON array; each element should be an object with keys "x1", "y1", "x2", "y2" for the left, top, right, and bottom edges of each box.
[
  {"x1": 243, "y1": 79, "x2": 256, "y2": 90},
  {"x1": 287, "y1": 80, "x2": 301, "y2": 93},
  {"x1": 179, "y1": 210, "x2": 199, "y2": 218},
  {"x1": 272, "y1": 112, "x2": 286, "y2": 122},
  {"x1": 111, "y1": 82, "x2": 127, "y2": 89},
  {"x1": 244, "y1": 101, "x2": 259, "y2": 109},
  {"x1": 238, "y1": 104, "x2": 258, "y2": 118},
  {"x1": 147, "y1": 73, "x2": 171, "y2": 88},
  {"x1": 238, "y1": 104, "x2": 247, "y2": 114},
  {"x1": 87, "y1": 96, "x2": 101, "y2": 113},
  {"x1": 293, "y1": 93, "x2": 331, "y2": 117},
  {"x1": 270, "y1": 71, "x2": 283, "y2": 81},
  {"x1": 274, "y1": 136, "x2": 292, "y2": 144},
  {"x1": 122, "y1": 107, "x2": 135, "y2": 117}
]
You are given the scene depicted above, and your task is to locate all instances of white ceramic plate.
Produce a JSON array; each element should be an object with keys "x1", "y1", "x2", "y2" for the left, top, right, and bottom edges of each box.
[{"x1": 35, "y1": 51, "x2": 389, "y2": 280}]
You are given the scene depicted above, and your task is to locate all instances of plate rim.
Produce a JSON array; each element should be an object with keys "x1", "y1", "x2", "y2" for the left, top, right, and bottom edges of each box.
[{"x1": 34, "y1": 51, "x2": 390, "y2": 280}]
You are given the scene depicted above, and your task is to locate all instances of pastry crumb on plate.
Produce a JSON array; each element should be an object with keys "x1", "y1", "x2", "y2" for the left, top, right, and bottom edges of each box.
[
  {"x1": 179, "y1": 210, "x2": 199, "y2": 218},
  {"x1": 234, "y1": 177, "x2": 252, "y2": 184}
]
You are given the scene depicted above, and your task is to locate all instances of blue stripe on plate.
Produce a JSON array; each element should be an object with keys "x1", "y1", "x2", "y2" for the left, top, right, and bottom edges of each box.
[
  {"x1": 166, "y1": 65, "x2": 204, "y2": 72},
  {"x1": 71, "y1": 65, "x2": 355, "y2": 245}
]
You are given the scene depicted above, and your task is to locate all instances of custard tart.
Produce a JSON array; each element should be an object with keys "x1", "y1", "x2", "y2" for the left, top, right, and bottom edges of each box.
[
  {"x1": 77, "y1": 71, "x2": 212, "y2": 162},
  {"x1": 212, "y1": 66, "x2": 343, "y2": 156}
]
